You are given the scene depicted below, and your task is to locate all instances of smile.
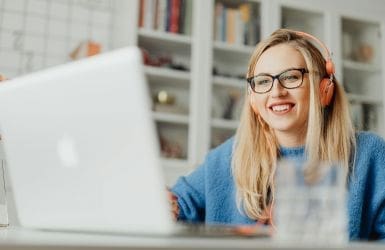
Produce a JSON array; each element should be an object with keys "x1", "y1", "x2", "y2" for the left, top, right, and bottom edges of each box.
[{"x1": 269, "y1": 103, "x2": 295, "y2": 114}]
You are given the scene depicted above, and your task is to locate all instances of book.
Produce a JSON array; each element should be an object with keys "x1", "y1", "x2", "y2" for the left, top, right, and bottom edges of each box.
[
  {"x1": 144, "y1": 0, "x2": 155, "y2": 30},
  {"x1": 214, "y1": 2, "x2": 224, "y2": 41},
  {"x1": 169, "y1": 0, "x2": 181, "y2": 33},
  {"x1": 183, "y1": 0, "x2": 192, "y2": 35},
  {"x1": 226, "y1": 8, "x2": 236, "y2": 44},
  {"x1": 156, "y1": 0, "x2": 167, "y2": 32},
  {"x1": 138, "y1": 0, "x2": 145, "y2": 27}
]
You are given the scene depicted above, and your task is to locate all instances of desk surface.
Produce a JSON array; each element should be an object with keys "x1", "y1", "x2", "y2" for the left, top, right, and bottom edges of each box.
[{"x1": 0, "y1": 227, "x2": 383, "y2": 250}]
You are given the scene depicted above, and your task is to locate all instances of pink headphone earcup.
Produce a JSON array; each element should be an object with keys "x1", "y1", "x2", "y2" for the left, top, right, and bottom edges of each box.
[{"x1": 320, "y1": 78, "x2": 334, "y2": 107}]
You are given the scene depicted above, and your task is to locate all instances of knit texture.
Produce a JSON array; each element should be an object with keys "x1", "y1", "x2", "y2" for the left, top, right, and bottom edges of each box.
[{"x1": 171, "y1": 131, "x2": 385, "y2": 240}]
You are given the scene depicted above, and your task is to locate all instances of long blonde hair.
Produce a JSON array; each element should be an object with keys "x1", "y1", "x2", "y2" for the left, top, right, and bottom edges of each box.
[{"x1": 232, "y1": 29, "x2": 355, "y2": 220}]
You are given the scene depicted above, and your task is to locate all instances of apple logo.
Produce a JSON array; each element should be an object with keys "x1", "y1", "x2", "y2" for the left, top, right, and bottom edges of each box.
[{"x1": 56, "y1": 135, "x2": 79, "y2": 168}]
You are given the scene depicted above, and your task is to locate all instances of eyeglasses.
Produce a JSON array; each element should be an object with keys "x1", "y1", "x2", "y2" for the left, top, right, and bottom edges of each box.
[{"x1": 247, "y1": 68, "x2": 309, "y2": 94}]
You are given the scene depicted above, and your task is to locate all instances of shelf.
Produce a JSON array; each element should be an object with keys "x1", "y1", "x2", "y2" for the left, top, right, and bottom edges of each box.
[
  {"x1": 152, "y1": 112, "x2": 189, "y2": 124},
  {"x1": 138, "y1": 29, "x2": 191, "y2": 56},
  {"x1": 343, "y1": 60, "x2": 381, "y2": 73},
  {"x1": 144, "y1": 66, "x2": 191, "y2": 83},
  {"x1": 212, "y1": 75, "x2": 245, "y2": 88},
  {"x1": 281, "y1": 6, "x2": 324, "y2": 40},
  {"x1": 213, "y1": 41, "x2": 255, "y2": 54},
  {"x1": 138, "y1": 28, "x2": 192, "y2": 45},
  {"x1": 161, "y1": 158, "x2": 191, "y2": 169},
  {"x1": 347, "y1": 93, "x2": 383, "y2": 105},
  {"x1": 211, "y1": 118, "x2": 239, "y2": 130}
]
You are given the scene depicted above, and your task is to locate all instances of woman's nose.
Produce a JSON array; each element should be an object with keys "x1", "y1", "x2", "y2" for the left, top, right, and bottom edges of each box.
[{"x1": 270, "y1": 79, "x2": 287, "y2": 97}]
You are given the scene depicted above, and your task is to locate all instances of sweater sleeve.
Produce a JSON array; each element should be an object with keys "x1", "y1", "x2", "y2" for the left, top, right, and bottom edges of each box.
[
  {"x1": 353, "y1": 132, "x2": 385, "y2": 240},
  {"x1": 369, "y1": 135, "x2": 385, "y2": 240},
  {"x1": 171, "y1": 162, "x2": 206, "y2": 223},
  {"x1": 373, "y1": 201, "x2": 385, "y2": 240}
]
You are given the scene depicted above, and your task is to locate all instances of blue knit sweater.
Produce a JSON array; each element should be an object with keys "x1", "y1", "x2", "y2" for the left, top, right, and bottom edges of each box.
[{"x1": 171, "y1": 131, "x2": 385, "y2": 240}]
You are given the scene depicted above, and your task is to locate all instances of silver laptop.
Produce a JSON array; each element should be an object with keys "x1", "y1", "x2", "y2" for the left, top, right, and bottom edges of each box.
[
  {"x1": 0, "y1": 47, "x2": 269, "y2": 237},
  {"x1": 0, "y1": 47, "x2": 179, "y2": 235}
]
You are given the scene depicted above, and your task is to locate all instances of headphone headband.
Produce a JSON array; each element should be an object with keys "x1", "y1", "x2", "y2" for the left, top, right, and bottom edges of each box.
[{"x1": 293, "y1": 30, "x2": 335, "y2": 75}]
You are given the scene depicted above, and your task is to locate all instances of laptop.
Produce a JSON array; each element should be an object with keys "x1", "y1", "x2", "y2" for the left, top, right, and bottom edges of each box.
[{"x1": 0, "y1": 47, "x2": 269, "y2": 237}]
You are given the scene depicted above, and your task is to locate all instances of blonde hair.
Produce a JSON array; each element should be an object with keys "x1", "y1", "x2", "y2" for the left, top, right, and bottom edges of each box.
[{"x1": 232, "y1": 29, "x2": 355, "y2": 220}]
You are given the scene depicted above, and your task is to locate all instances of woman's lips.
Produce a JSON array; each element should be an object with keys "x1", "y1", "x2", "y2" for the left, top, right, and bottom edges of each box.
[{"x1": 269, "y1": 103, "x2": 295, "y2": 114}]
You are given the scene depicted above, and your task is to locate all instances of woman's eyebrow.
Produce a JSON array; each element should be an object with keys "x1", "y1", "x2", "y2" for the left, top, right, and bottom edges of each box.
[{"x1": 254, "y1": 67, "x2": 305, "y2": 76}]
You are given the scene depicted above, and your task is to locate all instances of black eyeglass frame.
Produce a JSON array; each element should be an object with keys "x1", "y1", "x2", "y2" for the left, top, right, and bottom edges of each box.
[{"x1": 247, "y1": 68, "x2": 309, "y2": 94}]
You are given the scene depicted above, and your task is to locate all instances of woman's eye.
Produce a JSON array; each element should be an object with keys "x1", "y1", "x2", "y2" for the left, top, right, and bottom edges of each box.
[
  {"x1": 281, "y1": 75, "x2": 299, "y2": 81},
  {"x1": 256, "y1": 79, "x2": 270, "y2": 85}
]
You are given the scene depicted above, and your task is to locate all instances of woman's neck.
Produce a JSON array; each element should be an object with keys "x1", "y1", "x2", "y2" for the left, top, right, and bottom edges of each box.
[{"x1": 274, "y1": 129, "x2": 306, "y2": 148}]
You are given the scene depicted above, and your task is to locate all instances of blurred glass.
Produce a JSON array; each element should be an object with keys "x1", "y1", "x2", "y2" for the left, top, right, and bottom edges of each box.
[
  {"x1": 274, "y1": 160, "x2": 348, "y2": 245},
  {"x1": 0, "y1": 159, "x2": 8, "y2": 227}
]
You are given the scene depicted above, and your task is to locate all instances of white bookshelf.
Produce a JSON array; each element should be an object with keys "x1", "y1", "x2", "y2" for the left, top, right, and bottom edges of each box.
[{"x1": 340, "y1": 16, "x2": 383, "y2": 132}]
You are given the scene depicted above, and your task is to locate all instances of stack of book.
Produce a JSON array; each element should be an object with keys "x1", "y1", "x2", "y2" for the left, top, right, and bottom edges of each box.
[
  {"x1": 213, "y1": 1, "x2": 260, "y2": 46},
  {"x1": 138, "y1": 0, "x2": 193, "y2": 35}
]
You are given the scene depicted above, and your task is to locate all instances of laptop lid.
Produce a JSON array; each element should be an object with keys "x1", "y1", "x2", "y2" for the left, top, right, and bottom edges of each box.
[{"x1": 0, "y1": 47, "x2": 175, "y2": 235}]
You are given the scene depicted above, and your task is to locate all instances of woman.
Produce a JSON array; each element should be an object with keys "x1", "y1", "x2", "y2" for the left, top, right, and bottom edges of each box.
[{"x1": 170, "y1": 29, "x2": 385, "y2": 240}]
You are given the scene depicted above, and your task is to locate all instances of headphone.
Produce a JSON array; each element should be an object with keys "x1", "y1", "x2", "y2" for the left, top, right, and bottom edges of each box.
[{"x1": 294, "y1": 30, "x2": 335, "y2": 107}]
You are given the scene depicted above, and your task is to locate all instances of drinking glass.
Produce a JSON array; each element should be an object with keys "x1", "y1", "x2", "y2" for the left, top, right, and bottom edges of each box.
[
  {"x1": 0, "y1": 159, "x2": 8, "y2": 227},
  {"x1": 274, "y1": 160, "x2": 348, "y2": 245}
]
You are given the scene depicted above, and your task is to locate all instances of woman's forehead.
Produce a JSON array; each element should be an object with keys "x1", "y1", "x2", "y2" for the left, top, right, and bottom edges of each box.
[{"x1": 254, "y1": 44, "x2": 306, "y2": 75}]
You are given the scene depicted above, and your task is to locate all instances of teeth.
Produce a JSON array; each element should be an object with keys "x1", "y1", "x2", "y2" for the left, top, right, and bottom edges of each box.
[{"x1": 272, "y1": 104, "x2": 290, "y2": 112}]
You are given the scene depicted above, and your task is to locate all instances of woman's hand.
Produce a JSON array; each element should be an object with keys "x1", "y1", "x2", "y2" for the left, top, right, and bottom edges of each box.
[
  {"x1": 166, "y1": 189, "x2": 179, "y2": 220},
  {"x1": 0, "y1": 74, "x2": 6, "y2": 82}
]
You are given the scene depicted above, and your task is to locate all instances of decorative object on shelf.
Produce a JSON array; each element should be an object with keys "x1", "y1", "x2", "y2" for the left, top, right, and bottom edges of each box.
[
  {"x1": 342, "y1": 32, "x2": 353, "y2": 59},
  {"x1": 154, "y1": 90, "x2": 175, "y2": 105},
  {"x1": 141, "y1": 48, "x2": 172, "y2": 67},
  {"x1": 353, "y1": 43, "x2": 374, "y2": 63},
  {"x1": 69, "y1": 40, "x2": 101, "y2": 60},
  {"x1": 222, "y1": 90, "x2": 241, "y2": 120},
  {"x1": 153, "y1": 90, "x2": 186, "y2": 114},
  {"x1": 159, "y1": 135, "x2": 184, "y2": 159},
  {"x1": 141, "y1": 48, "x2": 188, "y2": 71}
]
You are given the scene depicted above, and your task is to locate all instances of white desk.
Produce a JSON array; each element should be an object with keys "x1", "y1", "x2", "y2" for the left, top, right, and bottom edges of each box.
[{"x1": 0, "y1": 227, "x2": 383, "y2": 250}]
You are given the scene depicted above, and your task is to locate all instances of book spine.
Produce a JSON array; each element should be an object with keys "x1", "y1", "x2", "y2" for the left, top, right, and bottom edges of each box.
[
  {"x1": 183, "y1": 0, "x2": 192, "y2": 35},
  {"x1": 156, "y1": 0, "x2": 167, "y2": 32},
  {"x1": 138, "y1": 0, "x2": 145, "y2": 27},
  {"x1": 221, "y1": 7, "x2": 226, "y2": 42},
  {"x1": 235, "y1": 9, "x2": 243, "y2": 45},
  {"x1": 144, "y1": 0, "x2": 154, "y2": 30},
  {"x1": 153, "y1": 0, "x2": 159, "y2": 29},
  {"x1": 166, "y1": 0, "x2": 171, "y2": 32},
  {"x1": 214, "y1": 2, "x2": 223, "y2": 41},
  {"x1": 226, "y1": 8, "x2": 236, "y2": 44},
  {"x1": 178, "y1": 0, "x2": 185, "y2": 34},
  {"x1": 169, "y1": 0, "x2": 181, "y2": 33}
]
